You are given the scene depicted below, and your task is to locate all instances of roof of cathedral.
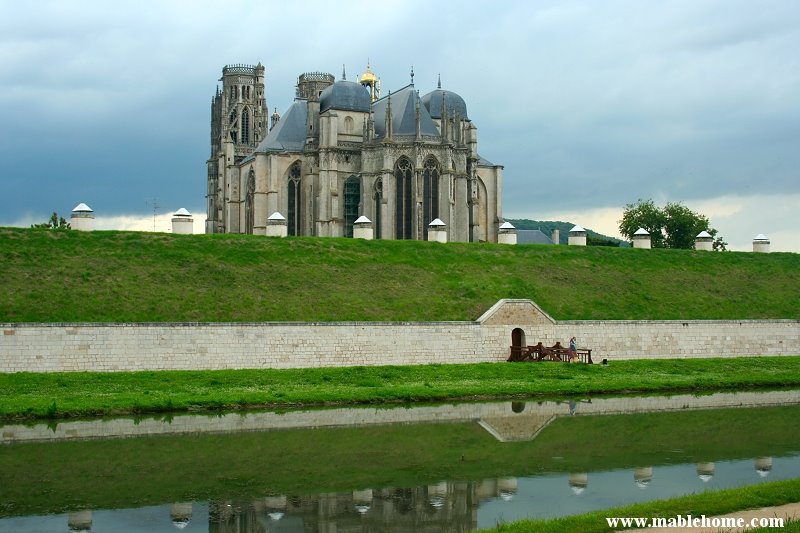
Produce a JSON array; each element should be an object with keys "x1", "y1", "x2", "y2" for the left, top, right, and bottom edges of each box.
[
  {"x1": 421, "y1": 88, "x2": 469, "y2": 120},
  {"x1": 320, "y1": 80, "x2": 371, "y2": 114},
  {"x1": 372, "y1": 85, "x2": 439, "y2": 139},
  {"x1": 250, "y1": 100, "x2": 308, "y2": 156}
]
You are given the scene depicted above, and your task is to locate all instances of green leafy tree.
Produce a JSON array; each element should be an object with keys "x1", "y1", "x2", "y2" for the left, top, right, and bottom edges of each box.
[
  {"x1": 619, "y1": 199, "x2": 726, "y2": 251},
  {"x1": 618, "y1": 199, "x2": 666, "y2": 248},
  {"x1": 31, "y1": 212, "x2": 71, "y2": 230}
]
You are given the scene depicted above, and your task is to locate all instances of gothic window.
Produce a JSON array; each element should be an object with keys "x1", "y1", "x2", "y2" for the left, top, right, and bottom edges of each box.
[
  {"x1": 344, "y1": 116, "x2": 354, "y2": 133},
  {"x1": 245, "y1": 169, "x2": 255, "y2": 234},
  {"x1": 241, "y1": 109, "x2": 250, "y2": 144},
  {"x1": 422, "y1": 157, "x2": 440, "y2": 237},
  {"x1": 373, "y1": 179, "x2": 382, "y2": 240},
  {"x1": 288, "y1": 162, "x2": 302, "y2": 236},
  {"x1": 343, "y1": 176, "x2": 361, "y2": 238},
  {"x1": 229, "y1": 110, "x2": 237, "y2": 142},
  {"x1": 394, "y1": 157, "x2": 413, "y2": 240}
]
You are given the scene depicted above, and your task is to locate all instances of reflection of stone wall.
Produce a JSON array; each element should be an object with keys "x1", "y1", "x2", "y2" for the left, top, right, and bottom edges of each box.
[
  {"x1": 0, "y1": 299, "x2": 797, "y2": 372},
  {"x1": 4, "y1": 390, "x2": 798, "y2": 444}
]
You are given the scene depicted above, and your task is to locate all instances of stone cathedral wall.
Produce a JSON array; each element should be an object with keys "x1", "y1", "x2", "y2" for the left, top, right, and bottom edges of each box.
[{"x1": 1, "y1": 299, "x2": 797, "y2": 373}]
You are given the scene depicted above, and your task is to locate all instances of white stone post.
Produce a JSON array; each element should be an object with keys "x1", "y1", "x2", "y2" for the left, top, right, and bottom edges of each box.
[
  {"x1": 70, "y1": 203, "x2": 95, "y2": 232},
  {"x1": 427, "y1": 218, "x2": 448, "y2": 243},
  {"x1": 634, "y1": 467, "x2": 653, "y2": 488},
  {"x1": 753, "y1": 234, "x2": 770, "y2": 253},
  {"x1": 68, "y1": 511, "x2": 92, "y2": 531},
  {"x1": 551, "y1": 228, "x2": 560, "y2": 245},
  {"x1": 498, "y1": 221, "x2": 517, "y2": 245},
  {"x1": 755, "y1": 457, "x2": 773, "y2": 477},
  {"x1": 171, "y1": 208, "x2": 194, "y2": 235},
  {"x1": 632, "y1": 228, "x2": 651, "y2": 249},
  {"x1": 353, "y1": 215, "x2": 374, "y2": 240},
  {"x1": 170, "y1": 503, "x2": 193, "y2": 529},
  {"x1": 696, "y1": 462, "x2": 715, "y2": 483},
  {"x1": 266, "y1": 212, "x2": 288, "y2": 238},
  {"x1": 568, "y1": 473, "x2": 588, "y2": 495},
  {"x1": 568, "y1": 225, "x2": 587, "y2": 246},
  {"x1": 695, "y1": 230, "x2": 713, "y2": 251}
]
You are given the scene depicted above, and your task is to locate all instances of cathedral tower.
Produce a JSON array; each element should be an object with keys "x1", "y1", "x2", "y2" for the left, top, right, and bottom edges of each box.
[{"x1": 207, "y1": 64, "x2": 267, "y2": 233}]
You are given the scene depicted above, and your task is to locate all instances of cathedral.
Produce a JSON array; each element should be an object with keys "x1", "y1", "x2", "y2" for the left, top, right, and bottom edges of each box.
[{"x1": 205, "y1": 63, "x2": 503, "y2": 242}]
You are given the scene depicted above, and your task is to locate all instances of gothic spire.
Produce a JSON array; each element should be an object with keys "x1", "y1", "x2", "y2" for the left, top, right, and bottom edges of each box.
[
  {"x1": 437, "y1": 74, "x2": 441, "y2": 89},
  {"x1": 342, "y1": 64, "x2": 346, "y2": 81},
  {"x1": 410, "y1": 65, "x2": 414, "y2": 85}
]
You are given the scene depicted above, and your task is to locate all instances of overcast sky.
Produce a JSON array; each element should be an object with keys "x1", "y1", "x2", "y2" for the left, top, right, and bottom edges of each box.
[{"x1": 1, "y1": 0, "x2": 798, "y2": 251}]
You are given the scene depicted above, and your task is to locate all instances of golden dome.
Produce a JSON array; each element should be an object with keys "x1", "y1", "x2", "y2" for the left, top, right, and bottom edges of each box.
[{"x1": 359, "y1": 61, "x2": 377, "y2": 83}]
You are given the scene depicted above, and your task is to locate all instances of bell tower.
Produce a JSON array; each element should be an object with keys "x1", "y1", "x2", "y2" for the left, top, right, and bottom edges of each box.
[{"x1": 207, "y1": 63, "x2": 268, "y2": 233}]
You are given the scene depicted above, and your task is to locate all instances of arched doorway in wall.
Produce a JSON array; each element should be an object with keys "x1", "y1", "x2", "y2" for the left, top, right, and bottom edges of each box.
[{"x1": 510, "y1": 328, "x2": 526, "y2": 361}]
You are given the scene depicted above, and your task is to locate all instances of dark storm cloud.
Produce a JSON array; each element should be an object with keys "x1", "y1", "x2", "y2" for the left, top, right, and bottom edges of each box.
[{"x1": 1, "y1": 0, "x2": 798, "y2": 249}]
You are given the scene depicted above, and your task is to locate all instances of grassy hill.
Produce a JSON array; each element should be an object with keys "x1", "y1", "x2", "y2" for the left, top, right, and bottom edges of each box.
[{"x1": 1, "y1": 227, "x2": 798, "y2": 323}]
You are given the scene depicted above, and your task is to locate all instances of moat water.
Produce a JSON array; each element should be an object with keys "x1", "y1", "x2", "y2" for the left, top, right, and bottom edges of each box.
[{"x1": 1, "y1": 389, "x2": 799, "y2": 532}]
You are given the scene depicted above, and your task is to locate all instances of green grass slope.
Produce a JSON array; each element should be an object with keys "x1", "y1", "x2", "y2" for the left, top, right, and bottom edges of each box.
[{"x1": 1, "y1": 227, "x2": 798, "y2": 322}]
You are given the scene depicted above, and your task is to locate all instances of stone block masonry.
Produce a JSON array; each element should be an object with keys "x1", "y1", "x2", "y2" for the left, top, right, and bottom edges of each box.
[{"x1": 0, "y1": 299, "x2": 797, "y2": 373}]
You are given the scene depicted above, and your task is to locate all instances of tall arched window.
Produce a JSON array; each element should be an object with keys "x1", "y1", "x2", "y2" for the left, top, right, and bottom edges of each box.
[
  {"x1": 245, "y1": 169, "x2": 255, "y2": 234},
  {"x1": 344, "y1": 176, "x2": 361, "y2": 238},
  {"x1": 373, "y1": 179, "x2": 383, "y2": 240},
  {"x1": 288, "y1": 162, "x2": 302, "y2": 236},
  {"x1": 394, "y1": 157, "x2": 413, "y2": 239},
  {"x1": 241, "y1": 109, "x2": 250, "y2": 144},
  {"x1": 422, "y1": 157, "x2": 440, "y2": 238}
]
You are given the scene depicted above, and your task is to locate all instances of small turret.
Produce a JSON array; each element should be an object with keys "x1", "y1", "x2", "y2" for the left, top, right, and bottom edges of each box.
[{"x1": 359, "y1": 61, "x2": 380, "y2": 102}]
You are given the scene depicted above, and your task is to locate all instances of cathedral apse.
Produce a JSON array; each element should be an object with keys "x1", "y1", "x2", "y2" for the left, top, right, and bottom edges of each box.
[{"x1": 206, "y1": 63, "x2": 503, "y2": 242}]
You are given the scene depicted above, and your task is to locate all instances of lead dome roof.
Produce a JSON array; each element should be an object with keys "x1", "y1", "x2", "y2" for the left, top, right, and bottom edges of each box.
[
  {"x1": 421, "y1": 88, "x2": 468, "y2": 120},
  {"x1": 320, "y1": 80, "x2": 371, "y2": 113}
]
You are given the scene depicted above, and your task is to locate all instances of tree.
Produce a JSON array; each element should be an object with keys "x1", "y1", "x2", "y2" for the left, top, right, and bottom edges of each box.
[
  {"x1": 618, "y1": 199, "x2": 666, "y2": 248},
  {"x1": 618, "y1": 199, "x2": 727, "y2": 251},
  {"x1": 31, "y1": 212, "x2": 71, "y2": 230}
]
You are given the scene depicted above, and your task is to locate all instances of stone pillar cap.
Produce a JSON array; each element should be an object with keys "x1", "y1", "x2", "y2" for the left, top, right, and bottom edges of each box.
[
  {"x1": 569, "y1": 225, "x2": 585, "y2": 233},
  {"x1": 72, "y1": 203, "x2": 93, "y2": 213},
  {"x1": 695, "y1": 230, "x2": 712, "y2": 238},
  {"x1": 268, "y1": 212, "x2": 286, "y2": 221},
  {"x1": 754, "y1": 233, "x2": 769, "y2": 241},
  {"x1": 354, "y1": 216, "x2": 371, "y2": 224},
  {"x1": 499, "y1": 221, "x2": 516, "y2": 230},
  {"x1": 428, "y1": 218, "x2": 446, "y2": 227},
  {"x1": 634, "y1": 227, "x2": 649, "y2": 236},
  {"x1": 174, "y1": 208, "x2": 192, "y2": 217}
]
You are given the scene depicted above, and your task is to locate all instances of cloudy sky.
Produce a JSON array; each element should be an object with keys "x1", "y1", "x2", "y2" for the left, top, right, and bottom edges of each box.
[{"x1": 2, "y1": 0, "x2": 798, "y2": 251}]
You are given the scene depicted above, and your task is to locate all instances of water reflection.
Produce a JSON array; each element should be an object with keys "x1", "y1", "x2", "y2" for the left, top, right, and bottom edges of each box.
[
  {"x1": 1, "y1": 390, "x2": 800, "y2": 532},
  {"x1": 4, "y1": 457, "x2": 797, "y2": 532}
]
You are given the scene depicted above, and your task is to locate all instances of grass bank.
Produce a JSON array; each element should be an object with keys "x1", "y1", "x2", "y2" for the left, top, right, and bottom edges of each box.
[
  {"x1": 1, "y1": 228, "x2": 798, "y2": 322},
  {"x1": 480, "y1": 477, "x2": 800, "y2": 532},
  {"x1": 2, "y1": 357, "x2": 800, "y2": 421}
]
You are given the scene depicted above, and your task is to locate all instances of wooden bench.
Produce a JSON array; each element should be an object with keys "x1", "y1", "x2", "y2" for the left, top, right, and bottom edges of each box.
[{"x1": 508, "y1": 342, "x2": 593, "y2": 364}]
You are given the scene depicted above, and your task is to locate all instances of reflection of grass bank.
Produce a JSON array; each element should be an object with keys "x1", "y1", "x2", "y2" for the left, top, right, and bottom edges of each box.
[
  {"x1": 1, "y1": 404, "x2": 799, "y2": 517},
  {"x1": 2, "y1": 357, "x2": 800, "y2": 421},
  {"x1": 480, "y1": 477, "x2": 800, "y2": 532},
  {"x1": 1, "y1": 227, "x2": 799, "y2": 322}
]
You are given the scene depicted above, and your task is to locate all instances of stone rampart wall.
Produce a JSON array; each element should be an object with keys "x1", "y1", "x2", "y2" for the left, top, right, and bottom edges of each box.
[{"x1": 1, "y1": 299, "x2": 797, "y2": 372}]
